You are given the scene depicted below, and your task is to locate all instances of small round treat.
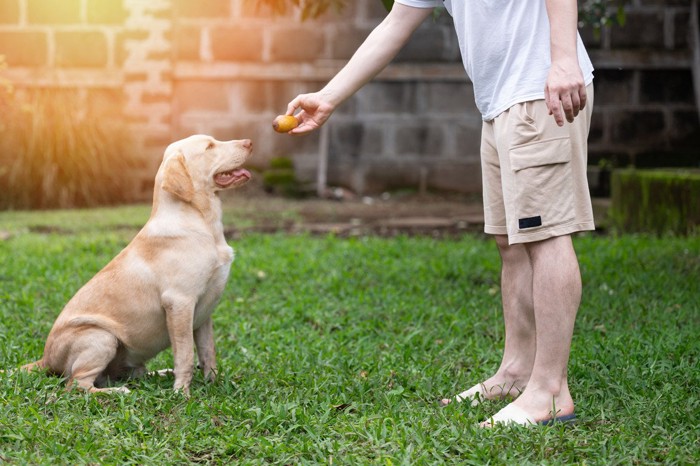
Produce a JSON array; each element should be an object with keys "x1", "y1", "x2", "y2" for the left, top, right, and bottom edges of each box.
[{"x1": 272, "y1": 115, "x2": 299, "y2": 133}]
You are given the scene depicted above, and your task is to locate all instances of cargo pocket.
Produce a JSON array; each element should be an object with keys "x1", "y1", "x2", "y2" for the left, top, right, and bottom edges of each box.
[{"x1": 509, "y1": 137, "x2": 575, "y2": 231}]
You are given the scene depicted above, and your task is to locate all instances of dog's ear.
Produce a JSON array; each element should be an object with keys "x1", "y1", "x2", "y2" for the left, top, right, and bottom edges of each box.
[{"x1": 161, "y1": 153, "x2": 194, "y2": 202}]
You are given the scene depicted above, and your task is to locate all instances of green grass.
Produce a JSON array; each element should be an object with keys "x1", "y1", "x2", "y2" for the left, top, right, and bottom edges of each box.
[{"x1": 1, "y1": 207, "x2": 699, "y2": 464}]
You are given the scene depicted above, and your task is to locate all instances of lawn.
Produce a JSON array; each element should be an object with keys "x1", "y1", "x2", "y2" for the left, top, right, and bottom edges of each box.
[{"x1": 0, "y1": 205, "x2": 698, "y2": 464}]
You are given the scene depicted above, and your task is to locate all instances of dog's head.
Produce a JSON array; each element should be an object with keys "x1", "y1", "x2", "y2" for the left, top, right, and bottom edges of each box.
[{"x1": 158, "y1": 135, "x2": 253, "y2": 203}]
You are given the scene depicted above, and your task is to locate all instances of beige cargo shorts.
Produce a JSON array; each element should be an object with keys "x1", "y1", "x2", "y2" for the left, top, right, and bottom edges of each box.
[{"x1": 480, "y1": 84, "x2": 595, "y2": 245}]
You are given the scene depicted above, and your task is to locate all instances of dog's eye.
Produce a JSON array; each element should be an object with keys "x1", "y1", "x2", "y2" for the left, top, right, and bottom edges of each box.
[{"x1": 206, "y1": 142, "x2": 215, "y2": 150}]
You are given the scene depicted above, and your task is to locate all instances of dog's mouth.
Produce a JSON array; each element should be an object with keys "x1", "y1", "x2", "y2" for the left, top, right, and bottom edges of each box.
[{"x1": 214, "y1": 168, "x2": 251, "y2": 188}]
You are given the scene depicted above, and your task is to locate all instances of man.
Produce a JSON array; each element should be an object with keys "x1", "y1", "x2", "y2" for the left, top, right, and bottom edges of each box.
[{"x1": 283, "y1": 0, "x2": 594, "y2": 426}]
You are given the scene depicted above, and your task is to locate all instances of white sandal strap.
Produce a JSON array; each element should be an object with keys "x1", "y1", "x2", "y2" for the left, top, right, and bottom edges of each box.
[
  {"x1": 454, "y1": 383, "x2": 484, "y2": 406},
  {"x1": 488, "y1": 404, "x2": 536, "y2": 426}
]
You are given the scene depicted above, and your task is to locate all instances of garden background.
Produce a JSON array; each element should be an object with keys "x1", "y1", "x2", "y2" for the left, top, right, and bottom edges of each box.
[
  {"x1": 0, "y1": 0, "x2": 699, "y2": 464},
  {"x1": 0, "y1": 0, "x2": 698, "y2": 205}
]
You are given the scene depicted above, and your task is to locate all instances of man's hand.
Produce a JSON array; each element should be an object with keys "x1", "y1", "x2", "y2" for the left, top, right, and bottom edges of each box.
[
  {"x1": 285, "y1": 92, "x2": 336, "y2": 135},
  {"x1": 279, "y1": 3, "x2": 432, "y2": 135},
  {"x1": 544, "y1": 0, "x2": 587, "y2": 127},
  {"x1": 545, "y1": 58, "x2": 587, "y2": 127}
]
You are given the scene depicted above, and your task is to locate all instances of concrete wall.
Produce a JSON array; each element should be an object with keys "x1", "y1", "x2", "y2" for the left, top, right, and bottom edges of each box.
[{"x1": 0, "y1": 0, "x2": 698, "y2": 197}]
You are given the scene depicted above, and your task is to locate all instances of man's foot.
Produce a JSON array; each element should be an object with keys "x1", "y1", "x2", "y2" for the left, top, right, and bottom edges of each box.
[
  {"x1": 439, "y1": 376, "x2": 527, "y2": 407},
  {"x1": 479, "y1": 389, "x2": 575, "y2": 427},
  {"x1": 479, "y1": 403, "x2": 576, "y2": 427}
]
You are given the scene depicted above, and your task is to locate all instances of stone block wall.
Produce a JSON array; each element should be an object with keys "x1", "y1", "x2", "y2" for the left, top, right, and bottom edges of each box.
[
  {"x1": 169, "y1": 0, "x2": 474, "y2": 194},
  {"x1": 0, "y1": 0, "x2": 173, "y2": 191},
  {"x1": 0, "y1": 0, "x2": 698, "y2": 197},
  {"x1": 583, "y1": 0, "x2": 699, "y2": 173}
]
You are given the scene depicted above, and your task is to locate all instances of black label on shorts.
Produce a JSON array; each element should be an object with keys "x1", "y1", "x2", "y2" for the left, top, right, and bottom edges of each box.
[{"x1": 519, "y1": 216, "x2": 542, "y2": 229}]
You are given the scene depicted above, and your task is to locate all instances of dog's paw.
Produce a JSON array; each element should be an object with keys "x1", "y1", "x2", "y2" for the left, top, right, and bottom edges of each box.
[
  {"x1": 151, "y1": 368, "x2": 174, "y2": 377},
  {"x1": 173, "y1": 378, "x2": 191, "y2": 397},
  {"x1": 202, "y1": 367, "x2": 217, "y2": 383},
  {"x1": 173, "y1": 385, "x2": 191, "y2": 398},
  {"x1": 86, "y1": 385, "x2": 131, "y2": 394}
]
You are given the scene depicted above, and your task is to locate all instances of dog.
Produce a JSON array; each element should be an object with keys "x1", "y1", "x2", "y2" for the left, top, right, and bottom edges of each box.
[{"x1": 21, "y1": 135, "x2": 253, "y2": 395}]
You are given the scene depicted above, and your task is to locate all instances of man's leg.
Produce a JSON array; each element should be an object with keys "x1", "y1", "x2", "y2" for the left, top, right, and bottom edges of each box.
[
  {"x1": 443, "y1": 234, "x2": 536, "y2": 406},
  {"x1": 471, "y1": 88, "x2": 592, "y2": 422},
  {"x1": 482, "y1": 234, "x2": 579, "y2": 425},
  {"x1": 478, "y1": 234, "x2": 536, "y2": 398}
]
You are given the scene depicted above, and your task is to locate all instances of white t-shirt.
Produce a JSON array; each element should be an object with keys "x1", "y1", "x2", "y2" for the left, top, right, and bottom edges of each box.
[{"x1": 394, "y1": 0, "x2": 594, "y2": 121}]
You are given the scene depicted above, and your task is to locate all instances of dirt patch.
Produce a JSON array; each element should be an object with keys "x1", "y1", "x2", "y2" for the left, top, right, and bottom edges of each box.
[
  {"x1": 222, "y1": 186, "x2": 610, "y2": 237},
  {"x1": 223, "y1": 188, "x2": 486, "y2": 238}
]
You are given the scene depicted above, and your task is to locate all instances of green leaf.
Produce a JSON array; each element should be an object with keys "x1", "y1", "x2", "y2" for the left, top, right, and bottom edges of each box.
[{"x1": 616, "y1": 5, "x2": 626, "y2": 27}]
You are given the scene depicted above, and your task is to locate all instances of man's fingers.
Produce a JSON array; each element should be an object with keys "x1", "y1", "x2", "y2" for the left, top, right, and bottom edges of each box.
[
  {"x1": 283, "y1": 92, "x2": 334, "y2": 135},
  {"x1": 545, "y1": 60, "x2": 586, "y2": 125},
  {"x1": 289, "y1": 111, "x2": 318, "y2": 135},
  {"x1": 559, "y1": 91, "x2": 574, "y2": 123},
  {"x1": 579, "y1": 86, "x2": 587, "y2": 111},
  {"x1": 286, "y1": 96, "x2": 304, "y2": 116},
  {"x1": 547, "y1": 89, "x2": 565, "y2": 126},
  {"x1": 570, "y1": 91, "x2": 581, "y2": 118},
  {"x1": 286, "y1": 101, "x2": 298, "y2": 116}
]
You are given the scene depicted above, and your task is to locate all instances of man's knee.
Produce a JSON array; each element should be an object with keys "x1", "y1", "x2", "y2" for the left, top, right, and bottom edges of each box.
[
  {"x1": 494, "y1": 235, "x2": 529, "y2": 264},
  {"x1": 524, "y1": 235, "x2": 573, "y2": 255},
  {"x1": 494, "y1": 234, "x2": 510, "y2": 249}
]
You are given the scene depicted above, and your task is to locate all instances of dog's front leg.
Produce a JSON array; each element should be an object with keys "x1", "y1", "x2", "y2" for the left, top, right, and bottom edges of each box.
[
  {"x1": 194, "y1": 316, "x2": 217, "y2": 382},
  {"x1": 163, "y1": 296, "x2": 196, "y2": 396}
]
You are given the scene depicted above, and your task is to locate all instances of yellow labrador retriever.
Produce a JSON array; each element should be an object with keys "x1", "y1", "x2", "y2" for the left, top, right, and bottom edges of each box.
[{"x1": 22, "y1": 135, "x2": 253, "y2": 395}]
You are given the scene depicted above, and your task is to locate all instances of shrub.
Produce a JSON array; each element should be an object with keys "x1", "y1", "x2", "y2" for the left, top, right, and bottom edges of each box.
[
  {"x1": 263, "y1": 156, "x2": 302, "y2": 197},
  {"x1": 0, "y1": 84, "x2": 141, "y2": 210},
  {"x1": 610, "y1": 168, "x2": 700, "y2": 235}
]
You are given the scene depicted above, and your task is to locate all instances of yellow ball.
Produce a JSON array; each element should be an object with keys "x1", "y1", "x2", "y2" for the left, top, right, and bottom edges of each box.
[{"x1": 272, "y1": 115, "x2": 299, "y2": 133}]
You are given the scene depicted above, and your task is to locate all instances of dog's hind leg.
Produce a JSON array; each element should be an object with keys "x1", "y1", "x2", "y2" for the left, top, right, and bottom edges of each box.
[
  {"x1": 194, "y1": 316, "x2": 217, "y2": 382},
  {"x1": 62, "y1": 329, "x2": 130, "y2": 394}
]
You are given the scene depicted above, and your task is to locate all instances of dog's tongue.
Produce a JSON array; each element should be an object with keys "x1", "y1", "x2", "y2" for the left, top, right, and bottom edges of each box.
[{"x1": 215, "y1": 168, "x2": 251, "y2": 187}]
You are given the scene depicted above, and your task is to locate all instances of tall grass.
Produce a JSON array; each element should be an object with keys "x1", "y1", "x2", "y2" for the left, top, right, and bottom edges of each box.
[{"x1": 0, "y1": 82, "x2": 141, "y2": 209}]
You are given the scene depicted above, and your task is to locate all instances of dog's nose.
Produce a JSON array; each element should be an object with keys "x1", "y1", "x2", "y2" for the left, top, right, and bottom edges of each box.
[{"x1": 241, "y1": 139, "x2": 252, "y2": 150}]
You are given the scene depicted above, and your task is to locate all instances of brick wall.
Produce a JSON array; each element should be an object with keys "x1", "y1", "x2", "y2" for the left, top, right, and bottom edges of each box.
[{"x1": 0, "y1": 0, "x2": 698, "y2": 197}]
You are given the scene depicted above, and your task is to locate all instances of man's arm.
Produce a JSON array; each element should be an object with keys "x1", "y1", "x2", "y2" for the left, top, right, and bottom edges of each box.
[
  {"x1": 544, "y1": 0, "x2": 587, "y2": 126},
  {"x1": 285, "y1": 4, "x2": 432, "y2": 134}
]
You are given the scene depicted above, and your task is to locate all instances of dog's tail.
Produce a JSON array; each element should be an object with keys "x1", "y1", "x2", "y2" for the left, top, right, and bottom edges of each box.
[
  {"x1": 0, "y1": 359, "x2": 44, "y2": 375},
  {"x1": 20, "y1": 360, "x2": 45, "y2": 372}
]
